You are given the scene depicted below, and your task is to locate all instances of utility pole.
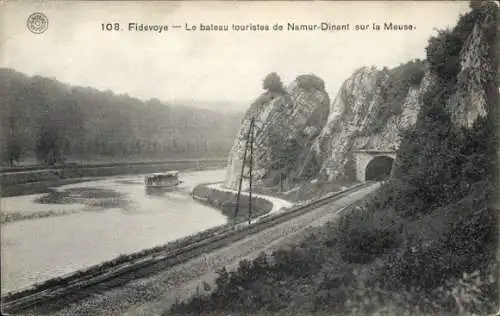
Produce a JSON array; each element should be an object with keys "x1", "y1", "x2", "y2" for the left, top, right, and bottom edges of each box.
[
  {"x1": 248, "y1": 117, "x2": 254, "y2": 224},
  {"x1": 234, "y1": 117, "x2": 254, "y2": 226}
]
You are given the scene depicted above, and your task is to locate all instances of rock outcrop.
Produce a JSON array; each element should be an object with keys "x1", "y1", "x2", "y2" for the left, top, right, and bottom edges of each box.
[
  {"x1": 445, "y1": 12, "x2": 496, "y2": 127},
  {"x1": 225, "y1": 2, "x2": 498, "y2": 186},
  {"x1": 224, "y1": 75, "x2": 330, "y2": 189},
  {"x1": 312, "y1": 2, "x2": 497, "y2": 180},
  {"x1": 311, "y1": 64, "x2": 431, "y2": 180}
]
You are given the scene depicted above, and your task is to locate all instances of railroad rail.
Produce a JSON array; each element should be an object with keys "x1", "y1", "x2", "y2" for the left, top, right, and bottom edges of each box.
[{"x1": 1, "y1": 181, "x2": 376, "y2": 314}]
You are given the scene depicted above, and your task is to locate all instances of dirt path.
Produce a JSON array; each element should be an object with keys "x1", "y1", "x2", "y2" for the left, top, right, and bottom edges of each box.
[{"x1": 26, "y1": 183, "x2": 379, "y2": 316}]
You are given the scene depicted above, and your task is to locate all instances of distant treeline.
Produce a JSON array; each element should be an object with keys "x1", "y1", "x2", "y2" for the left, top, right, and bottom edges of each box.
[{"x1": 0, "y1": 68, "x2": 242, "y2": 164}]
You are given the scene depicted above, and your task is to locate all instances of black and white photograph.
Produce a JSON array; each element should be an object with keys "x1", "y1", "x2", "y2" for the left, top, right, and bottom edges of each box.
[{"x1": 1, "y1": 1, "x2": 499, "y2": 315}]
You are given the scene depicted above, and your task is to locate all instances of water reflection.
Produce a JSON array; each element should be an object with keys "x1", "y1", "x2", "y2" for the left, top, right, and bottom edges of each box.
[
  {"x1": 145, "y1": 187, "x2": 176, "y2": 197},
  {"x1": 1, "y1": 169, "x2": 227, "y2": 293}
]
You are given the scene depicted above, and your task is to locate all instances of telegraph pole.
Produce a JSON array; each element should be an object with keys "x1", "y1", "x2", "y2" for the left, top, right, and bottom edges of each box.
[
  {"x1": 234, "y1": 117, "x2": 254, "y2": 225},
  {"x1": 248, "y1": 117, "x2": 254, "y2": 224}
]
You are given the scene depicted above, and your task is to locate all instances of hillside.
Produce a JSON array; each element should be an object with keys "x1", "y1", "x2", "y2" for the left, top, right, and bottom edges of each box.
[
  {"x1": 172, "y1": 1, "x2": 499, "y2": 315},
  {"x1": 0, "y1": 69, "x2": 243, "y2": 164}
]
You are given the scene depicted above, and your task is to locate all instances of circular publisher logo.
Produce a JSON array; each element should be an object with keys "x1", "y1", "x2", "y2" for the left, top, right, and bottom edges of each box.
[{"x1": 27, "y1": 12, "x2": 48, "y2": 34}]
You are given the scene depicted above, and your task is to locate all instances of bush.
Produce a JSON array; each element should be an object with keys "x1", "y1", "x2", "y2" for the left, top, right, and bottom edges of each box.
[
  {"x1": 335, "y1": 204, "x2": 403, "y2": 264},
  {"x1": 408, "y1": 71, "x2": 425, "y2": 86},
  {"x1": 425, "y1": 2, "x2": 492, "y2": 82},
  {"x1": 426, "y1": 29, "x2": 461, "y2": 81},
  {"x1": 296, "y1": 74, "x2": 326, "y2": 92},
  {"x1": 378, "y1": 182, "x2": 497, "y2": 291}
]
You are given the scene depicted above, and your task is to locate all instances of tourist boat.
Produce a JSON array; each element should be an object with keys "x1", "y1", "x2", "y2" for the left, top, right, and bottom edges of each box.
[{"x1": 144, "y1": 171, "x2": 182, "y2": 189}]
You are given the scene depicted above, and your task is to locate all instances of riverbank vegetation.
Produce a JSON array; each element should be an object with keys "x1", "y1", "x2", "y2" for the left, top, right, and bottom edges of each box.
[
  {"x1": 192, "y1": 184, "x2": 273, "y2": 223},
  {"x1": 169, "y1": 2, "x2": 499, "y2": 315}
]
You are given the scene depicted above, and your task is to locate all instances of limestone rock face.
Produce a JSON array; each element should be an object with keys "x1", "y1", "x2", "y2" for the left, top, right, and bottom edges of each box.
[
  {"x1": 224, "y1": 3, "x2": 498, "y2": 186},
  {"x1": 312, "y1": 66, "x2": 431, "y2": 180},
  {"x1": 446, "y1": 19, "x2": 493, "y2": 127},
  {"x1": 312, "y1": 3, "x2": 497, "y2": 180},
  {"x1": 223, "y1": 75, "x2": 330, "y2": 189}
]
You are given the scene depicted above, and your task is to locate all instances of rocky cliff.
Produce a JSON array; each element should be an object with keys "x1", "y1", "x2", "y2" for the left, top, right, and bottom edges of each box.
[
  {"x1": 224, "y1": 75, "x2": 330, "y2": 189},
  {"x1": 444, "y1": 8, "x2": 497, "y2": 127},
  {"x1": 224, "y1": 1, "x2": 498, "y2": 187},
  {"x1": 311, "y1": 63, "x2": 431, "y2": 180}
]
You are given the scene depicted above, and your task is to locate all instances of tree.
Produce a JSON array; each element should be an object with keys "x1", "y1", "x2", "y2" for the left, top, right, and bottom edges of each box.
[
  {"x1": 426, "y1": 29, "x2": 461, "y2": 81},
  {"x1": 267, "y1": 126, "x2": 301, "y2": 191},
  {"x1": 3, "y1": 116, "x2": 23, "y2": 165},
  {"x1": 263, "y1": 72, "x2": 285, "y2": 94},
  {"x1": 35, "y1": 126, "x2": 63, "y2": 165},
  {"x1": 469, "y1": 0, "x2": 486, "y2": 9},
  {"x1": 5, "y1": 139, "x2": 22, "y2": 165}
]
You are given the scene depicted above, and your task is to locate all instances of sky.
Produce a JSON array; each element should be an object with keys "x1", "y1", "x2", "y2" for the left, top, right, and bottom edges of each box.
[{"x1": 1, "y1": 1, "x2": 471, "y2": 112}]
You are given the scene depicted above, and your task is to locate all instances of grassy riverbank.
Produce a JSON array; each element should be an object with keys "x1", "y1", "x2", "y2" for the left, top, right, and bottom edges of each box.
[{"x1": 192, "y1": 184, "x2": 274, "y2": 224}]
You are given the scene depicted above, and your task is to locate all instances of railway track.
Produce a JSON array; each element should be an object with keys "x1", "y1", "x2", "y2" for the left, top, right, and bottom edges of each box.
[{"x1": 1, "y1": 181, "x2": 375, "y2": 315}]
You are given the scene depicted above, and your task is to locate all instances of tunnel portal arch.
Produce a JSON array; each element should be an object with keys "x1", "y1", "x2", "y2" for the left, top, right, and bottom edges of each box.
[
  {"x1": 353, "y1": 150, "x2": 397, "y2": 182},
  {"x1": 364, "y1": 155, "x2": 394, "y2": 181}
]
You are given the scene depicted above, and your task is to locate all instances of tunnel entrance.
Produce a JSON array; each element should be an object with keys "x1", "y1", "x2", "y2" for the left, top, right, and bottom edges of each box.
[{"x1": 365, "y1": 156, "x2": 394, "y2": 181}]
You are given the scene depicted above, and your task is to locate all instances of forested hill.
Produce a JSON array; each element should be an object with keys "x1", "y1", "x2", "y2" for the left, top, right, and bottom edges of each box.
[{"x1": 0, "y1": 68, "x2": 243, "y2": 164}]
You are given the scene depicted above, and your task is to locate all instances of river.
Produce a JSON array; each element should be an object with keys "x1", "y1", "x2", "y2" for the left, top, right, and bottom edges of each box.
[{"x1": 1, "y1": 169, "x2": 227, "y2": 294}]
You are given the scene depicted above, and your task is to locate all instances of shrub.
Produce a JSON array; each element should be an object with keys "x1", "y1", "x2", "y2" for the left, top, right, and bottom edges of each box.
[
  {"x1": 425, "y1": 2, "x2": 491, "y2": 82},
  {"x1": 296, "y1": 74, "x2": 326, "y2": 92},
  {"x1": 378, "y1": 183, "x2": 496, "y2": 291},
  {"x1": 426, "y1": 29, "x2": 461, "y2": 81},
  {"x1": 406, "y1": 63, "x2": 426, "y2": 86},
  {"x1": 335, "y1": 205, "x2": 403, "y2": 264}
]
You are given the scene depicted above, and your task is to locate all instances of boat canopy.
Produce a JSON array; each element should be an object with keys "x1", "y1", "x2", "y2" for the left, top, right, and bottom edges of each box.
[{"x1": 146, "y1": 171, "x2": 179, "y2": 179}]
